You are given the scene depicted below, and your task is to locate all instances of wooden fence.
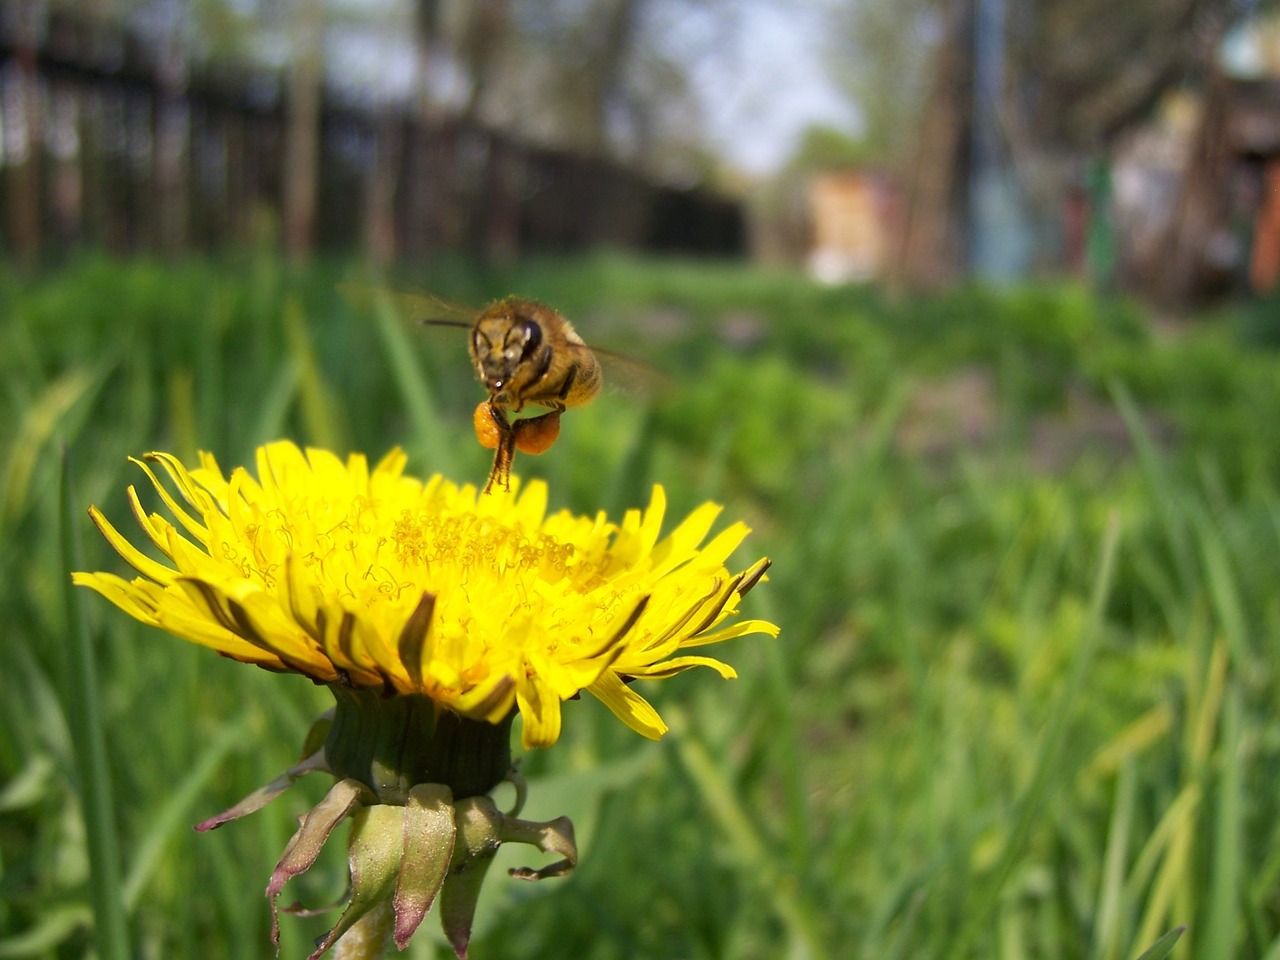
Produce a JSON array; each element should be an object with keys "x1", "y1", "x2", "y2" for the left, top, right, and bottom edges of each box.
[{"x1": 0, "y1": 11, "x2": 746, "y2": 264}]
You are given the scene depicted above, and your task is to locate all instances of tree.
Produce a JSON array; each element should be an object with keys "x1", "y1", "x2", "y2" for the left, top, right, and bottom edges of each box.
[
  {"x1": 824, "y1": 0, "x2": 941, "y2": 166},
  {"x1": 826, "y1": 0, "x2": 1252, "y2": 289},
  {"x1": 1007, "y1": 0, "x2": 1231, "y2": 149},
  {"x1": 456, "y1": 0, "x2": 732, "y2": 173}
]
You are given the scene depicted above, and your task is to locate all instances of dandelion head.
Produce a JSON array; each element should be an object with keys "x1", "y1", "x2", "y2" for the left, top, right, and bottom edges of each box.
[{"x1": 74, "y1": 441, "x2": 776, "y2": 751}]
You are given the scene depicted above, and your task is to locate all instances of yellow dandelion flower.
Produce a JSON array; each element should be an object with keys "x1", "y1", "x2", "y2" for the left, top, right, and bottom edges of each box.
[{"x1": 74, "y1": 441, "x2": 776, "y2": 750}]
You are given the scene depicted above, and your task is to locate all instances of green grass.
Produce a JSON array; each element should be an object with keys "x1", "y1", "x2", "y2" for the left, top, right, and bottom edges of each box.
[{"x1": 3, "y1": 249, "x2": 1280, "y2": 959}]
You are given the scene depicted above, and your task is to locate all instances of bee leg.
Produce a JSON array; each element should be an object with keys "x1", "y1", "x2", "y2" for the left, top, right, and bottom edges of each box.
[
  {"x1": 483, "y1": 402, "x2": 516, "y2": 493},
  {"x1": 513, "y1": 410, "x2": 562, "y2": 455},
  {"x1": 490, "y1": 437, "x2": 515, "y2": 492},
  {"x1": 556, "y1": 364, "x2": 578, "y2": 403}
]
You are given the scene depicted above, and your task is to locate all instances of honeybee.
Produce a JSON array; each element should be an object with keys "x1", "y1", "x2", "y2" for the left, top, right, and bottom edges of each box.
[
  {"x1": 340, "y1": 284, "x2": 629, "y2": 493},
  {"x1": 429, "y1": 297, "x2": 603, "y2": 493}
]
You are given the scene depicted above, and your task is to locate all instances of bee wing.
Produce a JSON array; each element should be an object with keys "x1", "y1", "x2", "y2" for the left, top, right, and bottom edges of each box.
[
  {"x1": 340, "y1": 282, "x2": 666, "y2": 393},
  {"x1": 337, "y1": 282, "x2": 474, "y2": 327},
  {"x1": 584, "y1": 343, "x2": 668, "y2": 397}
]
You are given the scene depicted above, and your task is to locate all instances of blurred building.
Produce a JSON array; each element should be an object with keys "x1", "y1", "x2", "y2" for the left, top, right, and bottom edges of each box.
[
  {"x1": 804, "y1": 169, "x2": 900, "y2": 284},
  {"x1": 1233, "y1": 78, "x2": 1280, "y2": 292},
  {"x1": 1110, "y1": 16, "x2": 1280, "y2": 302}
]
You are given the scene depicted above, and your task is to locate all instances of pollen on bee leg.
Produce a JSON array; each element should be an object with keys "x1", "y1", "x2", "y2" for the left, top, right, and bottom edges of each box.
[
  {"x1": 473, "y1": 401, "x2": 503, "y2": 450},
  {"x1": 513, "y1": 412, "x2": 561, "y2": 455}
]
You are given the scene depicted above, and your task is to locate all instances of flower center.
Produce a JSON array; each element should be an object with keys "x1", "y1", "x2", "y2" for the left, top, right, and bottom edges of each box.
[{"x1": 390, "y1": 511, "x2": 578, "y2": 579}]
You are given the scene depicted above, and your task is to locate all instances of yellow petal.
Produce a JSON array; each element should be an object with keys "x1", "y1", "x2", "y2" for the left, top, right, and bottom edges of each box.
[
  {"x1": 144, "y1": 452, "x2": 224, "y2": 517},
  {"x1": 516, "y1": 674, "x2": 562, "y2": 749},
  {"x1": 372, "y1": 446, "x2": 407, "y2": 479},
  {"x1": 88, "y1": 506, "x2": 178, "y2": 585},
  {"x1": 651, "y1": 499, "x2": 722, "y2": 568},
  {"x1": 154, "y1": 592, "x2": 293, "y2": 668},
  {"x1": 451, "y1": 673, "x2": 517, "y2": 723},
  {"x1": 72, "y1": 572, "x2": 163, "y2": 624},
  {"x1": 588, "y1": 672, "x2": 667, "y2": 740},
  {"x1": 129, "y1": 457, "x2": 210, "y2": 541},
  {"x1": 172, "y1": 578, "x2": 335, "y2": 679},
  {"x1": 684, "y1": 619, "x2": 780, "y2": 647},
  {"x1": 624, "y1": 654, "x2": 737, "y2": 680},
  {"x1": 682, "y1": 521, "x2": 750, "y2": 571}
]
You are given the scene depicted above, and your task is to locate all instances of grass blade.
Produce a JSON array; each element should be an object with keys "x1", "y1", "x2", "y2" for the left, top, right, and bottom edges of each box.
[
  {"x1": 121, "y1": 718, "x2": 250, "y2": 910},
  {"x1": 283, "y1": 297, "x2": 350, "y2": 452},
  {"x1": 947, "y1": 511, "x2": 1123, "y2": 960},
  {"x1": 1093, "y1": 761, "x2": 1137, "y2": 960},
  {"x1": 58, "y1": 448, "x2": 131, "y2": 960},
  {"x1": 364, "y1": 285, "x2": 454, "y2": 464},
  {"x1": 1110, "y1": 382, "x2": 1196, "y2": 604},
  {"x1": 1199, "y1": 686, "x2": 1242, "y2": 957},
  {"x1": 1132, "y1": 925, "x2": 1186, "y2": 960},
  {"x1": 670, "y1": 707, "x2": 828, "y2": 960}
]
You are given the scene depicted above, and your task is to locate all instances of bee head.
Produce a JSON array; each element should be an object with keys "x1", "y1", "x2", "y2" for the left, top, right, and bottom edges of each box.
[{"x1": 472, "y1": 309, "x2": 544, "y2": 402}]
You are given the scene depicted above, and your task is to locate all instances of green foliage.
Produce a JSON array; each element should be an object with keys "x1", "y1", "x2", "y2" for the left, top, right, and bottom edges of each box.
[
  {"x1": 4, "y1": 251, "x2": 1280, "y2": 959},
  {"x1": 786, "y1": 125, "x2": 884, "y2": 172}
]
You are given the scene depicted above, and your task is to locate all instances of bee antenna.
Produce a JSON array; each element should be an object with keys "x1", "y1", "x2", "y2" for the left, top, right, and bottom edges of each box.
[{"x1": 420, "y1": 318, "x2": 472, "y2": 329}]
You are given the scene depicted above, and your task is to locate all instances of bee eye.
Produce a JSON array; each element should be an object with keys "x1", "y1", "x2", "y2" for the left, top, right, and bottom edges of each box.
[{"x1": 519, "y1": 319, "x2": 542, "y2": 357}]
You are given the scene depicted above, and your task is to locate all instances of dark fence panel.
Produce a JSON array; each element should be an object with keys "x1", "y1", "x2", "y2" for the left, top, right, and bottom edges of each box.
[{"x1": 0, "y1": 11, "x2": 745, "y2": 263}]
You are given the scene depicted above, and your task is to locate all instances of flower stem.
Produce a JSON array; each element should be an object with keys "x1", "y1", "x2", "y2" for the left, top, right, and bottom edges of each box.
[{"x1": 331, "y1": 900, "x2": 393, "y2": 960}]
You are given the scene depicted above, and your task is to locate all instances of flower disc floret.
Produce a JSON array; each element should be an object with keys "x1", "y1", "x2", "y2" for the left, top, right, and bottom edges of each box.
[{"x1": 74, "y1": 442, "x2": 775, "y2": 748}]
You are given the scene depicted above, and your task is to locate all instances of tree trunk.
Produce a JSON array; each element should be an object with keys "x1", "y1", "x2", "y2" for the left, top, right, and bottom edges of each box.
[
  {"x1": 459, "y1": 0, "x2": 509, "y2": 123},
  {"x1": 154, "y1": 41, "x2": 189, "y2": 255},
  {"x1": 283, "y1": 0, "x2": 323, "y2": 263},
  {"x1": 1151, "y1": 67, "x2": 1235, "y2": 304},
  {"x1": 483, "y1": 134, "x2": 520, "y2": 264},
  {"x1": 580, "y1": 0, "x2": 638, "y2": 154},
  {"x1": 889, "y1": 0, "x2": 974, "y2": 292},
  {"x1": 364, "y1": 113, "x2": 403, "y2": 266},
  {"x1": 7, "y1": 3, "x2": 44, "y2": 268},
  {"x1": 49, "y1": 84, "x2": 84, "y2": 255}
]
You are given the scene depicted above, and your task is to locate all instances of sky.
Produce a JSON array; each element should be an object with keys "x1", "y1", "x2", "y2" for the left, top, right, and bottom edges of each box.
[
  {"x1": 320, "y1": 0, "x2": 859, "y2": 177},
  {"x1": 689, "y1": 1, "x2": 860, "y2": 174}
]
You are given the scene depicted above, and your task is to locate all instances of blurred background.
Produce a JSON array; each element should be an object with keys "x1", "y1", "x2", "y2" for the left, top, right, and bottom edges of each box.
[
  {"x1": 5, "y1": 0, "x2": 1280, "y2": 958},
  {"x1": 5, "y1": 0, "x2": 1280, "y2": 296}
]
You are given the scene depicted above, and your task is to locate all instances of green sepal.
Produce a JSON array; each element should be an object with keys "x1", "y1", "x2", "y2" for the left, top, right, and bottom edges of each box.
[
  {"x1": 195, "y1": 749, "x2": 329, "y2": 833},
  {"x1": 308, "y1": 803, "x2": 404, "y2": 959},
  {"x1": 435, "y1": 794, "x2": 581, "y2": 957},
  {"x1": 440, "y1": 797, "x2": 504, "y2": 959},
  {"x1": 503, "y1": 814, "x2": 577, "y2": 881},
  {"x1": 268, "y1": 778, "x2": 373, "y2": 947},
  {"x1": 299, "y1": 708, "x2": 335, "y2": 761},
  {"x1": 393, "y1": 784, "x2": 457, "y2": 949}
]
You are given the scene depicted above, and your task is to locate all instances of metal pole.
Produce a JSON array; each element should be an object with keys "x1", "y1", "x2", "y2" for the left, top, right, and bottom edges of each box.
[{"x1": 968, "y1": 0, "x2": 1028, "y2": 281}]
